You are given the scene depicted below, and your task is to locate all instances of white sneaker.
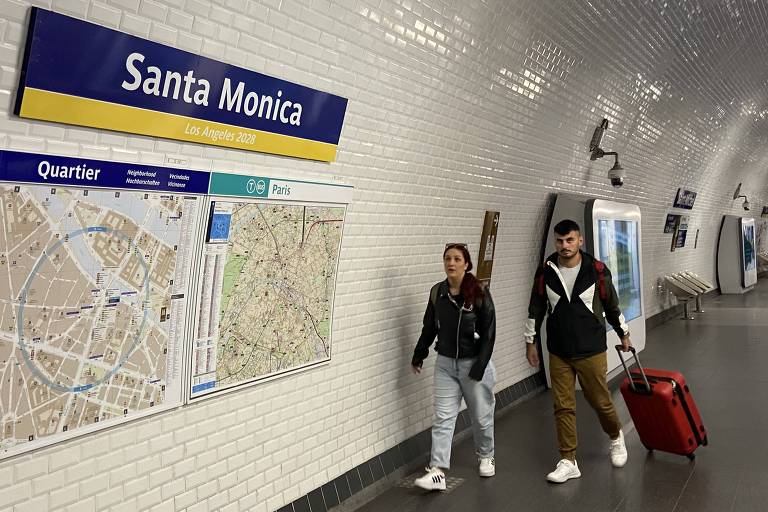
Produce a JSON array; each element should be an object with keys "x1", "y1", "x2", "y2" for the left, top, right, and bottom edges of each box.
[
  {"x1": 610, "y1": 430, "x2": 628, "y2": 467},
  {"x1": 546, "y1": 459, "x2": 581, "y2": 483},
  {"x1": 414, "y1": 466, "x2": 446, "y2": 491},
  {"x1": 478, "y1": 457, "x2": 495, "y2": 477}
]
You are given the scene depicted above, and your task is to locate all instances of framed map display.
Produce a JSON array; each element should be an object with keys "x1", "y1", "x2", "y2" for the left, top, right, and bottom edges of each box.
[
  {"x1": 0, "y1": 150, "x2": 354, "y2": 456},
  {"x1": 0, "y1": 150, "x2": 206, "y2": 459},
  {"x1": 188, "y1": 174, "x2": 351, "y2": 399}
]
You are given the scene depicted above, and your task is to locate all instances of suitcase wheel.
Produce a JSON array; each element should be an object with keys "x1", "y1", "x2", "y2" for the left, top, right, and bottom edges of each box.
[
  {"x1": 686, "y1": 453, "x2": 696, "y2": 461},
  {"x1": 642, "y1": 443, "x2": 653, "y2": 452}
]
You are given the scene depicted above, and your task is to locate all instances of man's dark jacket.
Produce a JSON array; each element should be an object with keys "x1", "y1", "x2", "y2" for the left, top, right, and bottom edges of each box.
[{"x1": 527, "y1": 251, "x2": 628, "y2": 359}]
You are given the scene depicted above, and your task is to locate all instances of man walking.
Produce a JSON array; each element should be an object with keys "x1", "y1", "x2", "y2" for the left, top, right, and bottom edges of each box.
[{"x1": 524, "y1": 219, "x2": 631, "y2": 483}]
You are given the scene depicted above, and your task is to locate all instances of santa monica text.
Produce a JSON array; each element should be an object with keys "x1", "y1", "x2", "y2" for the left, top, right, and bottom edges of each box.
[{"x1": 121, "y1": 52, "x2": 303, "y2": 126}]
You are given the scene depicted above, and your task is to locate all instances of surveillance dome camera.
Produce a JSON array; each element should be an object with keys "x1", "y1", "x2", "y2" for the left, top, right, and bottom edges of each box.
[
  {"x1": 608, "y1": 167, "x2": 626, "y2": 188},
  {"x1": 743, "y1": 199, "x2": 750, "y2": 211}
]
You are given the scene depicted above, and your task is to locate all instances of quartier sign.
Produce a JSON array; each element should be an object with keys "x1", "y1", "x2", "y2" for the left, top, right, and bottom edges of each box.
[{"x1": 15, "y1": 8, "x2": 348, "y2": 162}]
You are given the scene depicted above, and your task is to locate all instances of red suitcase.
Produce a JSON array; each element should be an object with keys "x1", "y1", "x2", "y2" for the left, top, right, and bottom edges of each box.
[{"x1": 616, "y1": 346, "x2": 708, "y2": 460}]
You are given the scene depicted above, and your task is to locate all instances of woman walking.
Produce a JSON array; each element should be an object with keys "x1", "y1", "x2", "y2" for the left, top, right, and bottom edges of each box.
[{"x1": 411, "y1": 243, "x2": 497, "y2": 491}]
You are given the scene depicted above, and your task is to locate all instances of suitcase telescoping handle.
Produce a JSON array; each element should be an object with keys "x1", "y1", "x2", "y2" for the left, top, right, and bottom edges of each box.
[{"x1": 615, "y1": 345, "x2": 651, "y2": 394}]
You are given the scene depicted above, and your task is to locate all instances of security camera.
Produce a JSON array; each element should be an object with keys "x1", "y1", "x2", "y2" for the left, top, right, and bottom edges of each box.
[
  {"x1": 589, "y1": 118, "x2": 609, "y2": 154},
  {"x1": 608, "y1": 166, "x2": 626, "y2": 188},
  {"x1": 588, "y1": 119, "x2": 626, "y2": 187},
  {"x1": 733, "y1": 184, "x2": 750, "y2": 210}
]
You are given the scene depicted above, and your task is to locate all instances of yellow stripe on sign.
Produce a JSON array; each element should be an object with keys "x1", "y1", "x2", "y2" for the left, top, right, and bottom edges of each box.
[{"x1": 19, "y1": 88, "x2": 338, "y2": 162}]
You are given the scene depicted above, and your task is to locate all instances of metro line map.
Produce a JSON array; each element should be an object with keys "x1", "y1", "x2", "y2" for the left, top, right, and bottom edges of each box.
[
  {"x1": 0, "y1": 184, "x2": 198, "y2": 451},
  {"x1": 190, "y1": 201, "x2": 344, "y2": 397}
]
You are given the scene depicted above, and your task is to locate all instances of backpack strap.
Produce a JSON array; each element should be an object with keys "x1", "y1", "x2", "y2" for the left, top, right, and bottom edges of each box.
[
  {"x1": 593, "y1": 260, "x2": 607, "y2": 301},
  {"x1": 430, "y1": 282, "x2": 440, "y2": 307},
  {"x1": 536, "y1": 262, "x2": 547, "y2": 296},
  {"x1": 429, "y1": 283, "x2": 441, "y2": 331}
]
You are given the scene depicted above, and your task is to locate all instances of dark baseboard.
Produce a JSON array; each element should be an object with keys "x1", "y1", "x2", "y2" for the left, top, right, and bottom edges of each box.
[{"x1": 645, "y1": 303, "x2": 686, "y2": 330}]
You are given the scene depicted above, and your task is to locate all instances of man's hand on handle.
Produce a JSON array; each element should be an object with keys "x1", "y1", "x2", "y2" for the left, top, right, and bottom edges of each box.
[
  {"x1": 526, "y1": 343, "x2": 539, "y2": 367},
  {"x1": 620, "y1": 335, "x2": 632, "y2": 352}
]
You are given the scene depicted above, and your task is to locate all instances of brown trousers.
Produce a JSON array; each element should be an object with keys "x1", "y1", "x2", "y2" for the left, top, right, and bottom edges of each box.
[{"x1": 550, "y1": 351, "x2": 621, "y2": 461}]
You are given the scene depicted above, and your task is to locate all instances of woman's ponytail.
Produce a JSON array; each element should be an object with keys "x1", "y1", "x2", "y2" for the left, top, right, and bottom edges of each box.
[{"x1": 461, "y1": 271, "x2": 484, "y2": 308}]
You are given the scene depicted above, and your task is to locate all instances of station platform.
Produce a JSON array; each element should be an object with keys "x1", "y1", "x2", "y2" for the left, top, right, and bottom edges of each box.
[{"x1": 351, "y1": 280, "x2": 767, "y2": 512}]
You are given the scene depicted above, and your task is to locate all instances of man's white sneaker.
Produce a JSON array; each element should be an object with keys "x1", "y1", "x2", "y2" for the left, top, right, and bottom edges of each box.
[
  {"x1": 414, "y1": 466, "x2": 446, "y2": 491},
  {"x1": 546, "y1": 459, "x2": 581, "y2": 483},
  {"x1": 610, "y1": 430, "x2": 628, "y2": 467},
  {"x1": 478, "y1": 457, "x2": 495, "y2": 477}
]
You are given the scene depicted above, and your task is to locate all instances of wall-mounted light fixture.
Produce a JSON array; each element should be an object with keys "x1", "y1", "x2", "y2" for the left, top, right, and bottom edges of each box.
[
  {"x1": 589, "y1": 118, "x2": 625, "y2": 188},
  {"x1": 733, "y1": 182, "x2": 750, "y2": 211}
]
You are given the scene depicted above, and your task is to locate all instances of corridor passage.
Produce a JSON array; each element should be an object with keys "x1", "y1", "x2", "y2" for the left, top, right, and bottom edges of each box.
[{"x1": 355, "y1": 281, "x2": 767, "y2": 512}]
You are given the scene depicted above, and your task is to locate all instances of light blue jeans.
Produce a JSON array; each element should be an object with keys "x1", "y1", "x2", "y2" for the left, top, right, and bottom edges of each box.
[{"x1": 430, "y1": 355, "x2": 496, "y2": 469}]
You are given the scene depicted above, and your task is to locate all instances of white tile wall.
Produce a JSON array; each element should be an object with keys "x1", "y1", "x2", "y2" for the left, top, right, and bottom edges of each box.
[{"x1": 1, "y1": 0, "x2": 768, "y2": 510}]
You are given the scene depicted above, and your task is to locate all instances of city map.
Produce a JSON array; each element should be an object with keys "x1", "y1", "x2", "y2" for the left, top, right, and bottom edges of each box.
[
  {"x1": 0, "y1": 184, "x2": 197, "y2": 450},
  {"x1": 191, "y1": 201, "x2": 344, "y2": 396}
]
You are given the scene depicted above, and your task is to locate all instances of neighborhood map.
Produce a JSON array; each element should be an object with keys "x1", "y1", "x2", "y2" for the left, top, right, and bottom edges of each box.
[{"x1": 0, "y1": 184, "x2": 198, "y2": 451}]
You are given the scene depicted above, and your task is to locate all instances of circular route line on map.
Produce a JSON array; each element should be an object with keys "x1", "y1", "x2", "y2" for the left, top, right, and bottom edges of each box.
[{"x1": 16, "y1": 227, "x2": 150, "y2": 394}]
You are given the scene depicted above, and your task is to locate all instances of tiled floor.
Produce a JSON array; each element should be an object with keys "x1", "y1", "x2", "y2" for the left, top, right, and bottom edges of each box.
[{"x1": 353, "y1": 280, "x2": 768, "y2": 512}]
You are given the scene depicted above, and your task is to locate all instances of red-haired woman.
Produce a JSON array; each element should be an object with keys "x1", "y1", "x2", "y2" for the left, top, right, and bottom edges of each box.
[{"x1": 411, "y1": 243, "x2": 497, "y2": 491}]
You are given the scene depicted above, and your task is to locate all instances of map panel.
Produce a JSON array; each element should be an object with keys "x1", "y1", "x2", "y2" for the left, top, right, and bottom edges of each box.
[
  {"x1": 0, "y1": 184, "x2": 200, "y2": 457},
  {"x1": 190, "y1": 200, "x2": 344, "y2": 397}
]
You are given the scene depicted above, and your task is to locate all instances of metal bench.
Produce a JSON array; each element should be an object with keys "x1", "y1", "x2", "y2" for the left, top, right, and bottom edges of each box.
[
  {"x1": 675, "y1": 271, "x2": 715, "y2": 314},
  {"x1": 664, "y1": 274, "x2": 699, "y2": 320}
]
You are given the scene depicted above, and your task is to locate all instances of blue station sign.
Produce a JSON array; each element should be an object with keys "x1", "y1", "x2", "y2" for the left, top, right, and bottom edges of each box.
[{"x1": 15, "y1": 8, "x2": 348, "y2": 162}]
